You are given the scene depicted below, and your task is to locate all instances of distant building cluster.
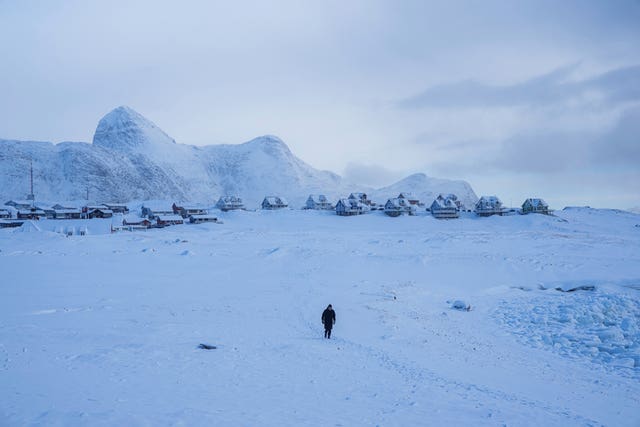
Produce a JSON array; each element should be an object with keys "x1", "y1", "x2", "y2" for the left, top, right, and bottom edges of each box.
[{"x1": 1, "y1": 192, "x2": 552, "y2": 233}]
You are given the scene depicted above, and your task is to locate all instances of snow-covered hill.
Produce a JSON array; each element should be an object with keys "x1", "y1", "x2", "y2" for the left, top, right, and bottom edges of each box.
[{"x1": 0, "y1": 106, "x2": 476, "y2": 207}]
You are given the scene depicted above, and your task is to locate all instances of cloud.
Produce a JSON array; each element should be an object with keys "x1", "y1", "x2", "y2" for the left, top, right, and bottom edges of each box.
[
  {"x1": 489, "y1": 106, "x2": 640, "y2": 173},
  {"x1": 590, "y1": 107, "x2": 640, "y2": 167},
  {"x1": 398, "y1": 64, "x2": 640, "y2": 110}
]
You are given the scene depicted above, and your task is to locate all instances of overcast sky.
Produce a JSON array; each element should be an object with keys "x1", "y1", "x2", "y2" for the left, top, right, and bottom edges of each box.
[{"x1": 1, "y1": 0, "x2": 639, "y2": 208}]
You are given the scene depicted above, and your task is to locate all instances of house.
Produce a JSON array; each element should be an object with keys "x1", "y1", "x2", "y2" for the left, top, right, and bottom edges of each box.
[
  {"x1": 4, "y1": 200, "x2": 35, "y2": 210},
  {"x1": 43, "y1": 208, "x2": 56, "y2": 219},
  {"x1": 189, "y1": 214, "x2": 219, "y2": 224},
  {"x1": 16, "y1": 208, "x2": 46, "y2": 220},
  {"x1": 103, "y1": 203, "x2": 129, "y2": 214},
  {"x1": 336, "y1": 198, "x2": 369, "y2": 216},
  {"x1": 172, "y1": 203, "x2": 208, "y2": 217},
  {"x1": 123, "y1": 215, "x2": 152, "y2": 228},
  {"x1": 262, "y1": 196, "x2": 288, "y2": 210},
  {"x1": 215, "y1": 196, "x2": 244, "y2": 211},
  {"x1": 475, "y1": 196, "x2": 503, "y2": 216},
  {"x1": 437, "y1": 193, "x2": 463, "y2": 210},
  {"x1": 53, "y1": 208, "x2": 82, "y2": 219},
  {"x1": 43, "y1": 204, "x2": 79, "y2": 219},
  {"x1": 0, "y1": 209, "x2": 10, "y2": 219},
  {"x1": 384, "y1": 198, "x2": 416, "y2": 217},
  {"x1": 87, "y1": 208, "x2": 113, "y2": 219},
  {"x1": 51, "y1": 203, "x2": 75, "y2": 210},
  {"x1": 398, "y1": 193, "x2": 421, "y2": 206},
  {"x1": 522, "y1": 198, "x2": 550, "y2": 215},
  {"x1": 141, "y1": 205, "x2": 175, "y2": 219},
  {"x1": 348, "y1": 193, "x2": 373, "y2": 206},
  {"x1": 0, "y1": 220, "x2": 23, "y2": 228},
  {"x1": 430, "y1": 194, "x2": 460, "y2": 219},
  {"x1": 305, "y1": 194, "x2": 334, "y2": 210},
  {"x1": 155, "y1": 214, "x2": 184, "y2": 227}
]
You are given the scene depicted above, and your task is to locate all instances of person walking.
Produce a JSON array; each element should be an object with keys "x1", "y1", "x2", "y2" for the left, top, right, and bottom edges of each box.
[{"x1": 322, "y1": 304, "x2": 336, "y2": 339}]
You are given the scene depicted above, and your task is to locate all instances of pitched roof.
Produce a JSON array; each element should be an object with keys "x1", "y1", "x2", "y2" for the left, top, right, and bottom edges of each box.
[{"x1": 156, "y1": 215, "x2": 184, "y2": 221}]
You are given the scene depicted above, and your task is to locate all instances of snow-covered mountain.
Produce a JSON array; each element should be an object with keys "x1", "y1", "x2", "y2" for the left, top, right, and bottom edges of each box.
[
  {"x1": 0, "y1": 106, "x2": 477, "y2": 207},
  {"x1": 370, "y1": 173, "x2": 478, "y2": 209}
]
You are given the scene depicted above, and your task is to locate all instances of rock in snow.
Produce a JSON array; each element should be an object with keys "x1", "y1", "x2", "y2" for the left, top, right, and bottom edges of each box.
[{"x1": 0, "y1": 106, "x2": 478, "y2": 207}]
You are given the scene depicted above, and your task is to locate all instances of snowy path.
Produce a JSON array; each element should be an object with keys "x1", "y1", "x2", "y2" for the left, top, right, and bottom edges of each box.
[{"x1": 1, "y1": 208, "x2": 639, "y2": 425}]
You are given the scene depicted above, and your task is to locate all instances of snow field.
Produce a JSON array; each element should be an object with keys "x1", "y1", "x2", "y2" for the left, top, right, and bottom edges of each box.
[{"x1": 1, "y1": 208, "x2": 639, "y2": 426}]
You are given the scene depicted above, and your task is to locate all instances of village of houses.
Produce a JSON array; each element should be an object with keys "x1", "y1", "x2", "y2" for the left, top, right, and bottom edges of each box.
[{"x1": 0, "y1": 192, "x2": 552, "y2": 234}]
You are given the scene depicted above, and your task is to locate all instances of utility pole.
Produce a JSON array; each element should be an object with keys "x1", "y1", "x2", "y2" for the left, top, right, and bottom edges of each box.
[{"x1": 27, "y1": 158, "x2": 35, "y2": 203}]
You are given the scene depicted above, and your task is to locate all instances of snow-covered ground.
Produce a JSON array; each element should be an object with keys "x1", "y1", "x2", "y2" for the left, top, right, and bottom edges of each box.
[{"x1": 1, "y1": 208, "x2": 639, "y2": 426}]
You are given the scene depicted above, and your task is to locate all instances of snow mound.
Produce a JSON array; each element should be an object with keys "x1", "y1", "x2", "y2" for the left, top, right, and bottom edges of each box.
[
  {"x1": 17, "y1": 221, "x2": 41, "y2": 232},
  {"x1": 496, "y1": 290, "x2": 640, "y2": 375}
]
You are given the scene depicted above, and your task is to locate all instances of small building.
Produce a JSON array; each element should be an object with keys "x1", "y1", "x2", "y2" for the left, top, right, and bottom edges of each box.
[
  {"x1": 336, "y1": 198, "x2": 369, "y2": 216},
  {"x1": 172, "y1": 203, "x2": 208, "y2": 217},
  {"x1": 262, "y1": 196, "x2": 288, "y2": 210},
  {"x1": 348, "y1": 193, "x2": 372, "y2": 206},
  {"x1": 103, "y1": 203, "x2": 129, "y2": 214},
  {"x1": 0, "y1": 209, "x2": 10, "y2": 219},
  {"x1": 156, "y1": 215, "x2": 184, "y2": 227},
  {"x1": 141, "y1": 205, "x2": 175, "y2": 219},
  {"x1": 475, "y1": 196, "x2": 503, "y2": 217},
  {"x1": 398, "y1": 193, "x2": 421, "y2": 206},
  {"x1": 0, "y1": 220, "x2": 23, "y2": 228},
  {"x1": 87, "y1": 208, "x2": 113, "y2": 219},
  {"x1": 437, "y1": 193, "x2": 463, "y2": 210},
  {"x1": 123, "y1": 215, "x2": 152, "y2": 229},
  {"x1": 43, "y1": 208, "x2": 56, "y2": 219},
  {"x1": 430, "y1": 194, "x2": 459, "y2": 219},
  {"x1": 522, "y1": 198, "x2": 550, "y2": 215},
  {"x1": 384, "y1": 198, "x2": 416, "y2": 217},
  {"x1": 51, "y1": 203, "x2": 75, "y2": 210},
  {"x1": 189, "y1": 214, "x2": 219, "y2": 224},
  {"x1": 305, "y1": 194, "x2": 334, "y2": 210},
  {"x1": 54, "y1": 208, "x2": 82, "y2": 220},
  {"x1": 4, "y1": 200, "x2": 35, "y2": 210},
  {"x1": 16, "y1": 208, "x2": 46, "y2": 220},
  {"x1": 215, "y1": 196, "x2": 244, "y2": 211}
]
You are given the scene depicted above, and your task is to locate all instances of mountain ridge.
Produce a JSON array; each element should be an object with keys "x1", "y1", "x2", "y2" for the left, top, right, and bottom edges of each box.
[{"x1": 0, "y1": 106, "x2": 478, "y2": 208}]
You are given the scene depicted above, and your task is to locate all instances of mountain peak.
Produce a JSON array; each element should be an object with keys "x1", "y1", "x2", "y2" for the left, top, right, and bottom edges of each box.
[
  {"x1": 92, "y1": 106, "x2": 176, "y2": 151},
  {"x1": 243, "y1": 134, "x2": 292, "y2": 157}
]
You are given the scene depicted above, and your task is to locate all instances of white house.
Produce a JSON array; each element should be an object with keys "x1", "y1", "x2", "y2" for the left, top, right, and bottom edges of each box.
[
  {"x1": 384, "y1": 198, "x2": 416, "y2": 217},
  {"x1": 262, "y1": 196, "x2": 288, "y2": 210},
  {"x1": 348, "y1": 193, "x2": 373, "y2": 206},
  {"x1": 430, "y1": 194, "x2": 459, "y2": 219},
  {"x1": 475, "y1": 196, "x2": 503, "y2": 217},
  {"x1": 305, "y1": 195, "x2": 334, "y2": 210},
  {"x1": 522, "y1": 198, "x2": 550, "y2": 214},
  {"x1": 397, "y1": 193, "x2": 421, "y2": 206},
  {"x1": 336, "y1": 198, "x2": 369, "y2": 216},
  {"x1": 216, "y1": 196, "x2": 244, "y2": 211}
]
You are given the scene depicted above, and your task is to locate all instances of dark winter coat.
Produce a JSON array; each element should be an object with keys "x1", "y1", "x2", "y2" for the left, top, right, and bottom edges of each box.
[{"x1": 322, "y1": 308, "x2": 335, "y2": 329}]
